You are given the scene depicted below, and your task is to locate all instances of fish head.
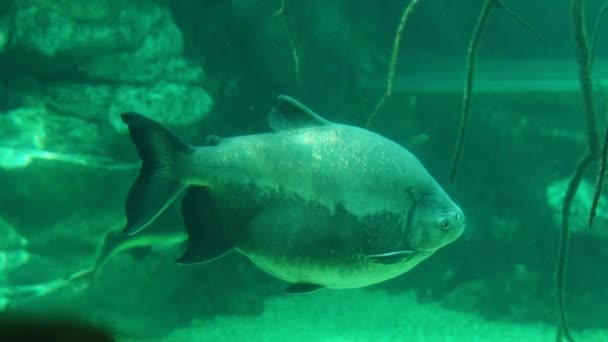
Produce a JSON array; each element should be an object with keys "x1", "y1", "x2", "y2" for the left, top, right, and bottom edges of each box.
[{"x1": 405, "y1": 188, "x2": 465, "y2": 252}]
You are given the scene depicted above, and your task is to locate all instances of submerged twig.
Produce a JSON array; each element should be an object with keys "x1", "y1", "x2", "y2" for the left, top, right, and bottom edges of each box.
[
  {"x1": 449, "y1": 0, "x2": 545, "y2": 182},
  {"x1": 275, "y1": 0, "x2": 301, "y2": 82},
  {"x1": 449, "y1": 0, "x2": 493, "y2": 183},
  {"x1": 556, "y1": 152, "x2": 594, "y2": 342},
  {"x1": 589, "y1": 119, "x2": 608, "y2": 228},
  {"x1": 590, "y1": 0, "x2": 608, "y2": 68},
  {"x1": 571, "y1": 1, "x2": 600, "y2": 155},
  {"x1": 556, "y1": 0, "x2": 601, "y2": 341},
  {"x1": 589, "y1": 11, "x2": 608, "y2": 228},
  {"x1": 589, "y1": 1, "x2": 608, "y2": 229},
  {"x1": 365, "y1": 0, "x2": 423, "y2": 128},
  {"x1": 495, "y1": 2, "x2": 548, "y2": 47}
]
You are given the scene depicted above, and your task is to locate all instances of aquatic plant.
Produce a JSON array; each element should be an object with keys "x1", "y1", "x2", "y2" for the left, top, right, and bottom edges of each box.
[
  {"x1": 365, "y1": 0, "x2": 423, "y2": 128},
  {"x1": 588, "y1": 1, "x2": 608, "y2": 227},
  {"x1": 449, "y1": 0, "x2": 546, "y2": 183},
  {"x1": 590, "y1": 0, "x2": 608, "y2": 68},
  {"x1": 448, "y1": 0, "x2": 492, "y2": 183},
  {"x1": 590, "y1": 126, "x2": 608, "y2": 229},
  {"x1": 275, "y1": 0, "x2": 301, "y2": 82},
  {"x1": 0, "y1": 274, "x2": 83, "y2": 307},
  {"x1": 557, "y1": 0, "x2": 602, "y2": 341},
  {"x1": 367, "y1": 0, "x2": 544, "y2": 131}
]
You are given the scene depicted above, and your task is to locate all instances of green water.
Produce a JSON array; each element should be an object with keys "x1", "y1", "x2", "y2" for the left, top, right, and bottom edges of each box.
[{"x1": 1, "y1": 0, "x2": 607, "y2": 341}]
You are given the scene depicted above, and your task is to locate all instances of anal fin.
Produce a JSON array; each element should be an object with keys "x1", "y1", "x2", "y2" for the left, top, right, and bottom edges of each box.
[
  {"x1": 175, "y1": 186, "x2": 233, "y2": 264},
  {"x1": 284, "y1": 283, "x2": 324, "y2": 294}
]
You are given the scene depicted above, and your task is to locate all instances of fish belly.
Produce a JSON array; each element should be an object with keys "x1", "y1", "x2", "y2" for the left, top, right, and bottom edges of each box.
[
  {"x1": 241, "y1": 249, "x2": 432, "y2": 289},
  {"x1": 231, "y1": 199, "x2": 432, "y2": 289}
]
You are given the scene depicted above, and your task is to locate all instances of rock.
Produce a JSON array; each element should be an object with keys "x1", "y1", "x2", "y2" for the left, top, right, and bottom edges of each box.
[
  {"x1": 442, "y1": 264, "x2": 542, "y2": 320},
  {"x1": 107, "y1": 82, "x2": 212, "y2": 132},
  {"x1": 442, "y1": 278, "x2": 489, "y2": 312},
  {"x1": 77, "y1": 5, "x2": 204, "y2": 84},
  {"x1": 0, "y1": 216, "x2": 29, "y2": 279},
  {"x1": 546, "y1": 178, "x2": 608, "y2": 240},
  {"x1": 0, "y1": 16, "x2": 9, "y2": 53},
  {"x1": 0, "y1": 250, "x2": 30, "y2": 273},
  {"x1": 0, "y1": 216, "x2": 28, "y2": 250},
  {"x1": 11, "y1": 0, "x2": 159, "y2": 54},
  {"x1": 80, "y1": 56, "x2": 204, "y2": 84},
  {"x1": 1, "y1": 0, "x2": 213, "y2": 137},
  {"x1": 0, "y1": 0, "x2": 213, "y2": 249},
  {"x1": 16, "y1": 0, "x2": 129, "y2": 21},
  {"x1": 0, "y1": 106, "x2": 107, "y2": 162},
  {"x1": 43, "y1": 81, "x2": 213, "y2": 133},
  {"x1": 1, "y1": 0, "x2": 181, "y2": 78}
]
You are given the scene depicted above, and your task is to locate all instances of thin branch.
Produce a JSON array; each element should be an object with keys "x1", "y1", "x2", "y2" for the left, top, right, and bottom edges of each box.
[
  {"x1": 365, "y1": 0, "x2": 422, "y2": 128},
  {"x1": 556, "y1": 0, "x2": 602, "y2": 341},
  {"x1": 589, "y1": 1, "x2": 608, "y2": 229},
  {"x1": 275, "y1": 0, "x2": 302, "y2": 82},
  {"x1": 556, "y1": 152, "x2": 593, "y2": 342},
  {"x1": 449, "y1": 0, "x2": 493, "y2": 183},
  {"x1": 589, "y1": 118, "x2": 608, "y2": 228},
  {"x1": 579, "y1": 0, "x2": 604, "y2": 229},
  {"x1": 494, "y1": 0, "x2": 548, "y2": 47},
  {"x1": 449, "y1": 0, "x2": 547, "y2": 183},
  {"x1": 590, "y1": 0, "x2": 608, "y2": 68},
  {"x1": 571, "y1": 0, "x2": 600, "y2": 155}
]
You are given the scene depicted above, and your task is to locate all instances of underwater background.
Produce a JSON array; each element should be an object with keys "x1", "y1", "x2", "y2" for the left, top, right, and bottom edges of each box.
[{"x1": 1, "y1": 0, "x2": 608, "y2": 341}]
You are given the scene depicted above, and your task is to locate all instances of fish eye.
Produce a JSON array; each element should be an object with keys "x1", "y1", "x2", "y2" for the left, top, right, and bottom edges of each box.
[{"x1": 439, "y1": 218, "x2": 452, "y2": 231}]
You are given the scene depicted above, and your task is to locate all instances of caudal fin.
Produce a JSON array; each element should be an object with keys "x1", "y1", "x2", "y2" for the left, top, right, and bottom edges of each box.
[{"x1": 121, "y1": 113, "x2": 191, "y2": 235}]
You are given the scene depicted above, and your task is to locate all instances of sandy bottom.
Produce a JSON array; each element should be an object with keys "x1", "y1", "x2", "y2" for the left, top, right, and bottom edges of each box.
[{"x1": 144, "y1": 289, "x2": 607, "y2": 342}]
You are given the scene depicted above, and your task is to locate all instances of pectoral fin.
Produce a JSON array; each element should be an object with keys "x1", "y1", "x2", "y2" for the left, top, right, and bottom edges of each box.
[
  {"x1": 367, "y1": 250, "x2": 415, "y2": 265},
  {"x1": 284, "y1": 283, "x2": 325, "y2": 294}
]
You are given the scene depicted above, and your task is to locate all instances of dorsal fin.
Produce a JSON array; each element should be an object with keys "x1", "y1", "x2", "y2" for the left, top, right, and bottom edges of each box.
[{"x1": 268, "y1": 95, "x2": 332, "y2": 132}]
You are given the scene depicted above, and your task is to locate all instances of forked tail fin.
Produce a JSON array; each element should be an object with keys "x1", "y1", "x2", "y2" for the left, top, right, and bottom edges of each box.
[{"x1": 120, "y1": 113, "x2": 191, "y2": 235}]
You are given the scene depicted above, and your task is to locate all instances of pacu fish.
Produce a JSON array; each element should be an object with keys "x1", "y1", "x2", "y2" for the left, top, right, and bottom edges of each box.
[{"x1": 120, "y1": 95, "x2": 465, "y2": 293}]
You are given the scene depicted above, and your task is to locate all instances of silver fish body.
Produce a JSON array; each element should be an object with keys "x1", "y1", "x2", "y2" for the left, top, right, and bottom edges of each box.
[{"x1": 120, "y1": 95, "x2": 465, "y2": 292}]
